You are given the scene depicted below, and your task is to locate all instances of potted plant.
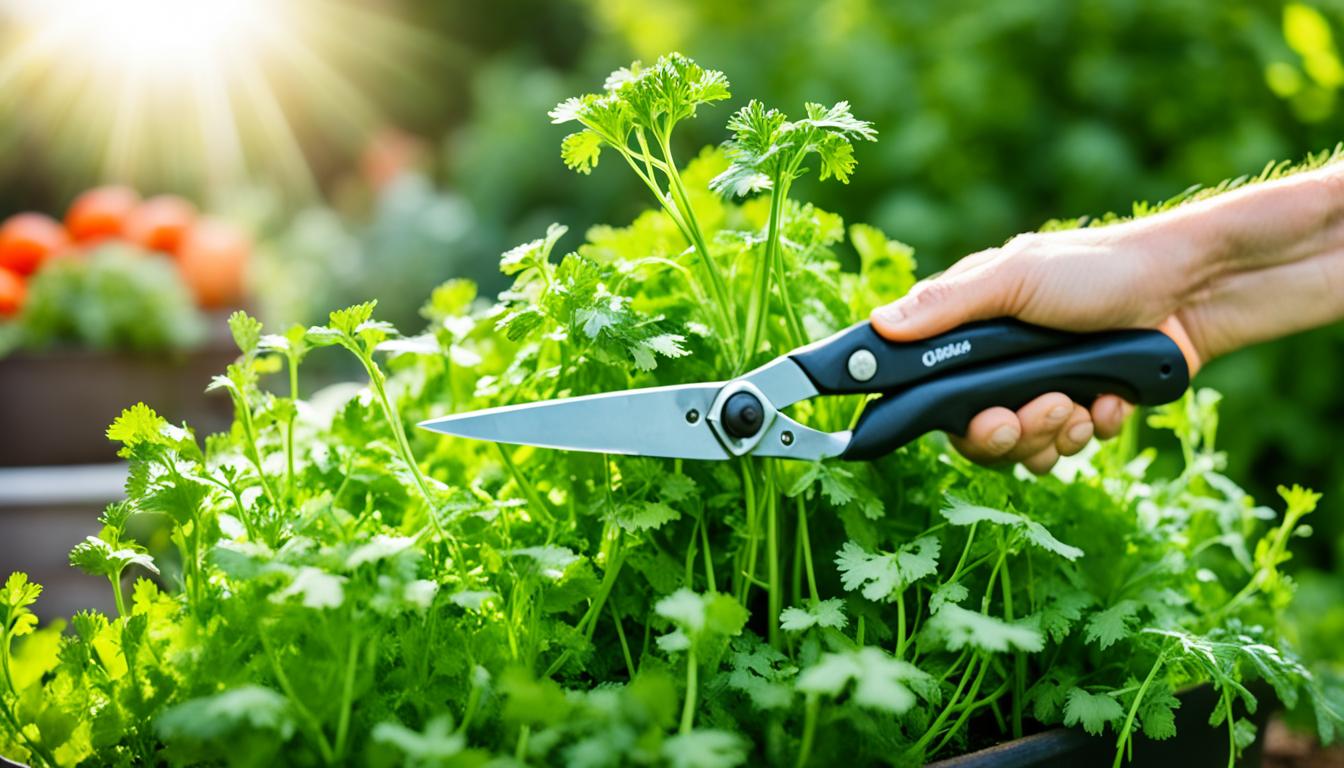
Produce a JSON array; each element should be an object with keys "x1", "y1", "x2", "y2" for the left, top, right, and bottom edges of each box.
[
  {"x1": 0, "y1": 56, "x2": 1337, "y2": 767},
  {"x1": 0, "y1": 189, "x2": 250, "y2": 465}
]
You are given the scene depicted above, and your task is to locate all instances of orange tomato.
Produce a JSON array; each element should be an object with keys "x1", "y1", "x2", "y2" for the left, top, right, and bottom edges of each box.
[
  {"x1": 65, "y1": 185, "x2": 140, "y2": 243},
  {"x1": 0, "y1": 213, "x2": 70, "y2": 275},
  {"x1": 125, "y1": 195, "x2": 197, "y2": 254},
  {"x1": 360, "y1": 127, "x2": 427, "y2": 191},
  {"x1": 0, "y1": 267, "x2": 25, "y2": 317},
  {"x1": 176, "y1": 218, "x2": 250, "y2": 308}
]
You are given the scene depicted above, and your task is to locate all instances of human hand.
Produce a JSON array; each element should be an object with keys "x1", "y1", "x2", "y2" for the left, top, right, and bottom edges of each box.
[{"x1": 870, "y1": 164, "x2": 1344, "y2": 472}]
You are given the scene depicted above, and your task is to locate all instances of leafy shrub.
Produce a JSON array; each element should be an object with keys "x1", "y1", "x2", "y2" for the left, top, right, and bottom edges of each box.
[
  {"x1": 0, "y1": 245, "x2": 204, "y2": 357},
  {"x1": 1, "y1": 54, "x2": 1340, "y2": 768}
]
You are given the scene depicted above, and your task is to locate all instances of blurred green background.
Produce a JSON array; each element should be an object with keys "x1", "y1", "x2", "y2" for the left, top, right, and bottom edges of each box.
[{"x1": 2, "y1": 0, "x2": 1342, "y2": 581}]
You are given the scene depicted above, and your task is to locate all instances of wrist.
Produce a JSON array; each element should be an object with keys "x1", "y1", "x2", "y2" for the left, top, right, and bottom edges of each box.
[
  {"x1": 1185, "y1": 164, "x2": 1344, "y2": 274},
  {"x1": 1120, "y1": 202, "x2": 1227, "y2": 314}
]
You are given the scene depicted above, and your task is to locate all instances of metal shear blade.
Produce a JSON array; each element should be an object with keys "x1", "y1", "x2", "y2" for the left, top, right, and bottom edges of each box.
[{"x1": 417, "y1": 357, "x2": 850, "y2": 461}]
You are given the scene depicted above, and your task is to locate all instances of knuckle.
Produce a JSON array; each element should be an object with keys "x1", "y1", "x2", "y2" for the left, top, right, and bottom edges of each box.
[
  {"x1": 1001, "y1": 232, "x2": 1040, "y2": 255},
  {"x1": 910, "y1": 278, "x2": 956, "y2": 308}
]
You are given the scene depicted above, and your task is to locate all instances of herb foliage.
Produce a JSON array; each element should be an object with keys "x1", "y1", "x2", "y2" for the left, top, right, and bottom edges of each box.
[{"x1": 2, "y1": 55, "x2": 1340, "y2": 767}]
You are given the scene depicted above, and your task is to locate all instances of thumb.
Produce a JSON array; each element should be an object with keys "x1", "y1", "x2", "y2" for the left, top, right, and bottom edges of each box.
[{"x1": 870, "y1": 263, "x2": 1013, "y2": 341}]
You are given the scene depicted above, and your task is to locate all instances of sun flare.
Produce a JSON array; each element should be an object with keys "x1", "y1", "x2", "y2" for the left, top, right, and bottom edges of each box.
[{"x1": 0, "y1": 0, "x2": 432, "y2": 197}]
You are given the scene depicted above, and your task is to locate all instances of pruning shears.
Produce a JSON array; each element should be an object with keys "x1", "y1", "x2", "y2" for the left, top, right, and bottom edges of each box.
[{"x1": 418, "y1": 320, "x2": 1191, "y2": 462}]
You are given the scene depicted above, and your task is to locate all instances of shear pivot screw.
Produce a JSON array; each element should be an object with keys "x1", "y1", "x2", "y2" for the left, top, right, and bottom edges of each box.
[
  {"x1": 721, "y1": 392, "x2": 765, "y2": 439},
  {"x1": 848, "y1": 349, "x2": 878, "y2": 382}
]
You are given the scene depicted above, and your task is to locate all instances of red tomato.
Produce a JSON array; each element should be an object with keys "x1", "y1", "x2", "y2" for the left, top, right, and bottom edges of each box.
[
  {"x1": 0, "y1": 267, "x2": 24, "y2": 317},
  {"x1": 0, "y1": 213, "x2": 70, "y2": 275},
  {"x1": 360, "y1": 127, "x2": 427, "y2": 191},
  {"x1": 65, "y1": 185, "x2": 140, "y2": 243},
  {"x1": 125, "y1": 195, "x2": 197, "y2": 254},
  {"x1": 177, "y1": 218, "x2": 250, "y2": 308}
]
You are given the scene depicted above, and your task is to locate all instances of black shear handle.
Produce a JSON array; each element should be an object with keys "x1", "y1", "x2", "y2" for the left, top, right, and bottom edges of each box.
[
  {"x1": 840, "y1": 329, "x2": 1189, "y2": 461},
  {"x1": 789, "y1": 318, "x2": 1080, "y2": 395}
]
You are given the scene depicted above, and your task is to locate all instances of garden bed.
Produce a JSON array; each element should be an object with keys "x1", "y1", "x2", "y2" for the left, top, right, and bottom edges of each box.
[
  {"x1": 929, "y1": 683, "x2": 1269, "y2": 767},
  {"x1": 0, "y1": 342, "x2": 234, "y2": 466}
]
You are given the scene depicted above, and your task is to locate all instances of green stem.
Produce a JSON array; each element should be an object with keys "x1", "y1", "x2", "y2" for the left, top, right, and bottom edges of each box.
[
  {"x1": 611, "y1": 601, "x2": 637, "y2": 679},
  {"x1": 285, "y1": 353, "x2": 299, "y2": 504},
  {"x1": 699, "y1": 513, "x2": 717, "y2": 593},
  {"x1": 657, "y1": 132, "x2": 735, "y2": 347},
  {"x1": 909, "y1": 654, "x2": 982, "y2": 758},
  {"x1": 947, "y1": 523, "x2": 978, "y2": 586},
  {"x1": 497, "y1": 444, "x2": 554, "y2": 527},
  {"x1": 185, "y1": 523, "x2": 203, "y2": 611},
  {"x1": 234, "y1": 390, "x2": 283, "y2": 513},
  {"x1": 737, "y1": 461, "x2": 759, "y2": 604},
  {"x1": 741, "y1": 179, "x2": 787, "y2": 370},
  {"x1": 333, "y1": 630, "x2": 361, "y2": 760},
  {"x1": 685, "y1": 517, "x2": 701, "y2": 587},
  {"x1": 515, "y1": 724, "x2": 531, "y2": 762},
  {"x1": 766, "y1": 467, "x2": 781, "y2": 649},
  {"x1": 578, "y1": 530, "x2": 624, "y2": 638},
  {"x1": 259, "y1": 625, "x2": 336, "y2": 764},
  {"x1": 1001, "y1": 556, "x2": 1023, "y2": 740},
  {"x1": 615, "y1": 135, "x2": 732, "y2": 353},
  {"x1": 1113, "y1": 649, "x2": 1168, "y2": 768},
  {"x1": 930, "y1": 653, "x2": 993, "y2": 756},
  {"x1": 797, "y1": 498, "x2": 819, "y2": 602},
  {"x1": 0, "y1": 636, "x2": 11, "y2": 695},
  {"x1": 460, "y1": 675, "x2": 484, "y2": 733},
  {"x1": 110, "y1": 571, "x2": 127, "y2": 618},
  {"x1": 796, "y1": 694, "x2": 820, "y2": 768},
  {"x1": 365, "y1": 363, "x2": 434, "y2": 512},
  {"x1": 0, "y1": 695, "x2": 58, "y2": 768},
  {"x1": 680, "y1": 647, "x2": 699, "y2": 734},
  {"x1": 768, "y1": 180, "x2": 805, "y2": 348},
  {"x1": 547, "y1": 534, "x2": 626, "y2": 677},
  {"x1": 895, "y1": 590, "x2": 907, "y2": 660}
]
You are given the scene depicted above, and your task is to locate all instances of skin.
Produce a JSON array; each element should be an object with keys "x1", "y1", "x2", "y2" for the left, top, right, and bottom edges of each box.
[{"x1": 870, "y1": 163, "x2": 1344, "y2": 473}]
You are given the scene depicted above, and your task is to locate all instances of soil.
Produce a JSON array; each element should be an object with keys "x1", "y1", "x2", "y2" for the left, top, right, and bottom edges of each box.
[{"x1": 1263, "y1": 716, "x2": 1344, "y2": 768}]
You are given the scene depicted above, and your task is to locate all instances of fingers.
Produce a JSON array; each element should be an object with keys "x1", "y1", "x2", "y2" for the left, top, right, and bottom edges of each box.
[
  {"x1": 1022, "y1": 446, "x2": 1060, "y2": 475},
  {"x1": 1055, "y1": 404, "x2": 1093, "y2": 456},
  {"x1": 949, "y1": 407, "x2": 1021, "y2": 463},
  {"x1": 1090, "y1": 395, "x2": 1133, "y2": 439},
  {"x1": 870, "y1": 256, "x2": 1019, "y2": 341},
  {"x1": 1003, "y1": 392, "x2": 1074, "y2": 465},
  {"x1": 952, "y1": 393, "x2": 1111, "y2": 475}
]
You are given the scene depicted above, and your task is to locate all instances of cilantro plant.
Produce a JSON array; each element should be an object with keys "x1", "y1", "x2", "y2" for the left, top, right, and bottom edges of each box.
[{"x1": 2, "y1": 54, "x2": 1341, "y2": 768}]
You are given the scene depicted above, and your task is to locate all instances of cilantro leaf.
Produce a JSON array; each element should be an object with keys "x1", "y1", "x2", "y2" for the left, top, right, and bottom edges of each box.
[
  {"x1": 662, "y1": 729, "x2": 747, "y2": 768},
  {"x1": 924, "y1": 604, "x2": 1045, "y2": 653},
  {"x1": 1085, "y1": 600, "x2": 1141, "y2": 650},
  {"x1": 941, "y1": 495, "x2": 1083, "y2": 560},
  {"x1": 795, "y1": 647, "x2": 932, "y2": 715},
  {"x1": 1063, "y1": 688, "x2": 1125, "y2": 736},
  {"x1": 779, "y1": 599, "x2": 848, "y2": 632},
  {"x1": 835, "y1": 537, "x2": 939, "y2": 601},
  {"x1": 157, "y1": 686, "x2": 295, "y2": 742}
]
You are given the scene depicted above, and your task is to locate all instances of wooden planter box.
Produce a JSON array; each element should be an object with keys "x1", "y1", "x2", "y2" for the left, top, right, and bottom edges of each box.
[
  {"x1": 0, "y1": 343, "x2": 236, "y2": 466},
  {"x1": 929, "y1": 683, "x2": 1268, "y2": 767}
]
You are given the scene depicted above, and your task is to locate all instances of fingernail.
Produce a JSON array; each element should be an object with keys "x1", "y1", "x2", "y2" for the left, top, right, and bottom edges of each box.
[
  {"x1": 989, "y1": 425, "x2": 1019, "y2": 451},
  {"x1": 1068, "y1": 422, "x2": 1093, "y2": 444},
  {"x1": 1047, "y1": 405, "x2": 1070, "y2": 423},
  {"x1": 872, "y1": 302, "x2": 905, "y2": 325}
]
